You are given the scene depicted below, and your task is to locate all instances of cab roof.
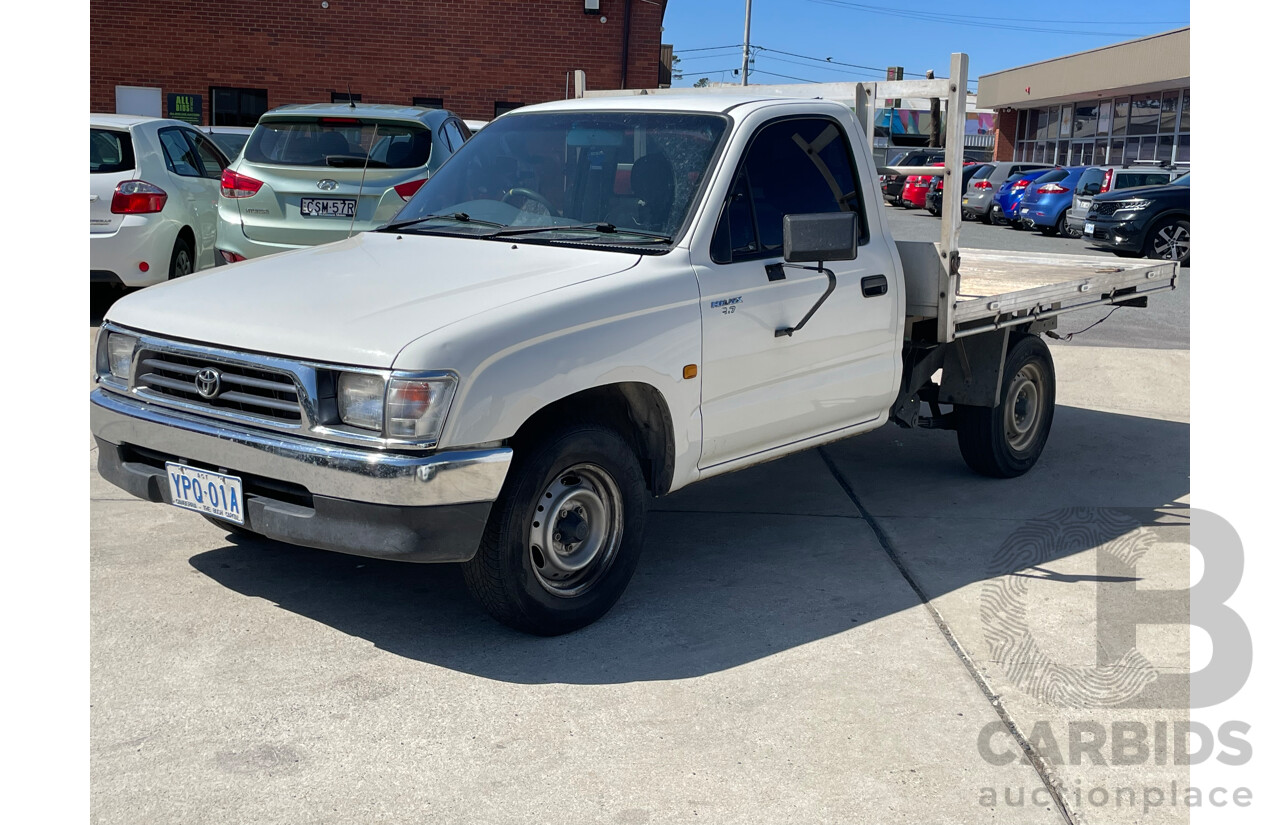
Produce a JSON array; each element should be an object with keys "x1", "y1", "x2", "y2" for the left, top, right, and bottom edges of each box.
[{"x1": 515, "y1": 94, "x2": 848, "y2": 117}]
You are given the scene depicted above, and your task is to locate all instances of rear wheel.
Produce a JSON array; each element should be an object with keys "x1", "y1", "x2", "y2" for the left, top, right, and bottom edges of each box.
[
  {"x1": 169, "y1": 235, "x2": 194, "y2": 279},
  {"x1": 955, "y1": 335, "x2": 1056, "y2": 478},
  {"x1": 462, "y1": 422, "x2": 648, "y2": 635}
]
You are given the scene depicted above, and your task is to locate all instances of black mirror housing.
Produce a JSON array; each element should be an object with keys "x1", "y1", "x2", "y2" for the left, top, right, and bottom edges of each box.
[{"x1": 782, "y1": 212, "x2": 858, "y2": 263}]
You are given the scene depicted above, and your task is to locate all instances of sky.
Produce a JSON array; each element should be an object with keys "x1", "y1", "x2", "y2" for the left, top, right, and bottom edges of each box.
[{"x1": 661, "y1": 0, "x2": 1191, "y2": 92}]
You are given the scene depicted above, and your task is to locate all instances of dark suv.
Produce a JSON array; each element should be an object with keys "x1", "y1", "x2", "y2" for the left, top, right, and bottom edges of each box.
[{"x1": 1084, "y1": 173, "x2": 1189, "y2": 265}]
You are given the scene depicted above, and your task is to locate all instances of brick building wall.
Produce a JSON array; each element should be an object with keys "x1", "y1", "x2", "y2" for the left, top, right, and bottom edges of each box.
[
  {"x1": 90, "y1": 0, "x2": 667, "y2": 123},
  {"x1": 993, "y1": 108, "x2": 1018, "y2": 162}
]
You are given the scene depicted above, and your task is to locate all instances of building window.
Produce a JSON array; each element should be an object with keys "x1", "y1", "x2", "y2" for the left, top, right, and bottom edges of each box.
[
  {"x1": 332, "y1": 91, "x2": 362, "y2": 103},
  {"x1": 210, "y1": 86, "x2": 267, "y2": 127},
  {"x1": 413, "y1": 97, "x2": 444, "y2": 109},
  {"x1": 494, "y1": 101, "x2": 524, "y2": 118}
]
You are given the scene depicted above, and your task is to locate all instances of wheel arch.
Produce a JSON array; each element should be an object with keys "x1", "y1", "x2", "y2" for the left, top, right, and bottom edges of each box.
[{"x1": 508, "y1": 382, "x2": 677, "y2": 497}]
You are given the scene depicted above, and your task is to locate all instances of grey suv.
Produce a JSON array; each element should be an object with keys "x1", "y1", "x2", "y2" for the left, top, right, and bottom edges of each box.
[
  {"x1": 215, "y1": 103, "x2": 471, "y2": 261},
  {"x1": 962, "y1": 162, "x2": 1056, "y2": 223},
  {"x1": 1064, "y1": 165, "x2": 1183, "y2": 237}
]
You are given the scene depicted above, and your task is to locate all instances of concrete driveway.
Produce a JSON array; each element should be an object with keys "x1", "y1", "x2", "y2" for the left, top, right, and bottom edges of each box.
[{"x1": 90, "y1": 237, "x2": 1190, "y2": 823}]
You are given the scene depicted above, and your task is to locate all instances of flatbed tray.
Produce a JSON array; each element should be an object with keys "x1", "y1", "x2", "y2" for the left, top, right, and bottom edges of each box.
[{"x1": 897, "y1": 242, "x2": 1178, "y2": 339}]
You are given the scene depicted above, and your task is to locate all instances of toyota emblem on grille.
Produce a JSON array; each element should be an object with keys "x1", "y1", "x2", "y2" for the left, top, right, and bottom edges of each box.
[
  {"x1": 194, "y1": 368, "x2": 222, "y2": 399},
  {"x1": 317, "y1": 179, "x2": 339, "y2": 190}
]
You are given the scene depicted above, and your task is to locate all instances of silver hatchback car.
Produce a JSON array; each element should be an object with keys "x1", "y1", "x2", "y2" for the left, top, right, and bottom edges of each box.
[{"x1": 215, "y1": 103, "x2": 471, "y2": 261}]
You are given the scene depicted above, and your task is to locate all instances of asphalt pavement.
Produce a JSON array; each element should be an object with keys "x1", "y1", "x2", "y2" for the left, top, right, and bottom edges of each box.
[{"x1": 89, "y1": 227, "x2": 1191, "y2": 823}]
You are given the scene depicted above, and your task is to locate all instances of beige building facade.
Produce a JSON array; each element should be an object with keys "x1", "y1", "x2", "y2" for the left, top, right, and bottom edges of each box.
[{"x1": 977, "y1": 28, "x2": 1190, "y2": 167}]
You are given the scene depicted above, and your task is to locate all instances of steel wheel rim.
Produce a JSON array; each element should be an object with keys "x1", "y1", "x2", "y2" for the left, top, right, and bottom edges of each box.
[
  {"x1": 1004, "y1": 362, "x2": 1046, "y2": 453},
  {"x1": 1153, "y1": 225, "x2": 1188, "y2": 261},
  {"x1": 528, "y1": 463, "x2": 623, "y2": 598}
]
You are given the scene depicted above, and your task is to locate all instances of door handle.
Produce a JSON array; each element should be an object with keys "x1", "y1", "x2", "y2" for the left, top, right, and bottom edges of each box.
[{"x1": 862, "y1": 274, "x2": 888, "y2": 297}]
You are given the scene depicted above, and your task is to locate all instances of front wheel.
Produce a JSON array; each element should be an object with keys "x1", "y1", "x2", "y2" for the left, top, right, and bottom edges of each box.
[
  {"x1": 954, "y1": 335, "x2": 1056, "y2": 478},
  {"x1": 1145, "y1": 217, "x2": 1189, "y2": 265},
  {"x1": 462, "y1": 423, "x2": 648, "y2": 635}
]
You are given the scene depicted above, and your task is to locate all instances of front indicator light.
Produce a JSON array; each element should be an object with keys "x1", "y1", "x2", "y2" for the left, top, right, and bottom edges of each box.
[{"x1": 386, "y1": 376, "x2": 457, "y2": 440}]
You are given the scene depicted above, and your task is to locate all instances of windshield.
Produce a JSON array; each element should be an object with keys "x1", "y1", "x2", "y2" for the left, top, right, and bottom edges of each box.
[
  {"x1": 388, "y1": 111, "x2": 728, "y2": 243},
  {"x1": 244, "y1": 118, "x2": 431, "y2": 168}
]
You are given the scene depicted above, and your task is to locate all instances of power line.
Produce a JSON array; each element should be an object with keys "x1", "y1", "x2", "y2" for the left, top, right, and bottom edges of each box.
[
  {"x1": 803, "y1": 0, "x2": 1177, "y2": 37},
  {"x1": 674, "y1": 44, "x2": 744, "y2": 53}
]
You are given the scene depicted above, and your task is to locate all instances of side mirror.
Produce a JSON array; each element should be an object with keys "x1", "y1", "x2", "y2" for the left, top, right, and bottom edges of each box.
[{"x1": 783, "y1": 212, "x2": 858, "y2": 263}]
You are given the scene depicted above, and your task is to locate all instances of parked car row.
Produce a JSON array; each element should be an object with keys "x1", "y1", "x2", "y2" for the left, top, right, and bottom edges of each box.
[
  {"x1": 90, "y1": 103, "x2": 477, "y2": 287},
  {"x1": 884, "y1": 158, "x2": 1189, "y2": 265}
]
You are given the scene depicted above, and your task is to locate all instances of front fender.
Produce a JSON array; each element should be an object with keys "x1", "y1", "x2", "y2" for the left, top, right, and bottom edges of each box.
[{"x1": 393, "y1": 253, "x2": 706, "y2": 493}]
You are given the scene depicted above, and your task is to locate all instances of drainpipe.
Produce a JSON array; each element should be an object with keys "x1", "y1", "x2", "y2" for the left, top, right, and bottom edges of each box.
[{"x1": 620, "y1": 0, "x2": 633, "y2": 88}]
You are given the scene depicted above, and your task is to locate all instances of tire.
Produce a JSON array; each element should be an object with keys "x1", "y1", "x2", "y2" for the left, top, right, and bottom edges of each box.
[
  {"x1": 980, "y1": 207, "x2": 994, "y2": 225},
  {"x1": 169, "y1": 235, "x2": 194, "y2": 279},
  {"x1": 954, "y1": 334, "x2": 1056, "y2": 478},
  {"x1": 1039, "y1": 212, "x2": 1067, "y2": 237},
  {"x1": 462, "y1": 422, "x2": 648, "y2": 635},
  {"x1": 1144, "y1": 217, "x2": 1189, "y2": 265}
]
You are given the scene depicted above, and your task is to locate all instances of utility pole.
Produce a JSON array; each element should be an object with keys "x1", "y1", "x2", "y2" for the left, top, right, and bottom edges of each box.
[
  {"x1": 927, "y1": 70, "x2": 941, "y2": 147},
  {"x1": 741, "y1": 0, "x2": 752, "y2": 86}
]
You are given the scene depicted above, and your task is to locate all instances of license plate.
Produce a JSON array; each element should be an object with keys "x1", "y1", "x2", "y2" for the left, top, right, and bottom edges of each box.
[
  {"x1": 1021, "y1": 208, "x2": 1030, "y2": 214},
  {"x1": 166, "y1": 462, "x2": 244, "y2": 524},
  {"x1": 962, "y1": 197, "x2": 969, "y2": 204},
  {"x1": 1084, "y1": 222, "x2": 1095, "y2": 236},
  {"x1": 300, "y1": 197, "x2": 356, "y2": 218}
]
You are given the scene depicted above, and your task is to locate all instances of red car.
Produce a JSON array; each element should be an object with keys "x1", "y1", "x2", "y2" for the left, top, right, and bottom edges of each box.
[{"x1": 901, "y1": 162, "x2": 945, "y2": 209}]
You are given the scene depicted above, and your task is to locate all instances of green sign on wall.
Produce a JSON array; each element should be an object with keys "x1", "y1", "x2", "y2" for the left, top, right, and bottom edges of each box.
[{"x1": 167, "y1": 93, "x2": 203, "y2": 125}]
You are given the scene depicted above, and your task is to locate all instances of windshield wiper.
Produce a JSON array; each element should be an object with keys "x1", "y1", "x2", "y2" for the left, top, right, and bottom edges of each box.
[
  {"x1": 380, "y1": 213, "x2": 509, "y2": 232},
  {"x1": 480, "y1": 222, "x2": 672, "y2": 242}
]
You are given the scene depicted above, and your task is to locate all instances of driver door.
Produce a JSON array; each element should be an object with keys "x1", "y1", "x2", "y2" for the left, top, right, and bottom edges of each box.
[{"x1": 693, "y1": 115, "x2": 901, "y2": 468}]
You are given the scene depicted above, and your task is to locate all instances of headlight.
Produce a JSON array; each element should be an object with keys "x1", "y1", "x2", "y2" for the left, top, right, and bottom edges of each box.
[
  {"x1": 336, "y1": 372, "x2": 457, "y2": 443},
  {"x1": 386, "y1": 376, "x2": 457, "y2": 440},
  {"x1": 1115, "y1": 198, "x2": 1153, "y2": 212},
  {"x1": 337, "y1": 372, "x2": 385, "y2": 431},
  {"x1": 106, "y1": 333, "x2": 137, "y2": 380}
]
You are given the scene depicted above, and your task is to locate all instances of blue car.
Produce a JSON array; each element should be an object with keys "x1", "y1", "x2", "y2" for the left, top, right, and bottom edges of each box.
[
  {"x1": 992, "y1": 168, "x2": 1054, "y2": 229},
  {"x1": 1017, "y1": 166, "x2": 1090, "y2": 237}
]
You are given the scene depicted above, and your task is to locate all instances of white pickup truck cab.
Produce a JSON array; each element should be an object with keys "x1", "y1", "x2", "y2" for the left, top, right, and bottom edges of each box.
[{"x1": 91, "y1": 93, "x2": 1176, "y2": 635}]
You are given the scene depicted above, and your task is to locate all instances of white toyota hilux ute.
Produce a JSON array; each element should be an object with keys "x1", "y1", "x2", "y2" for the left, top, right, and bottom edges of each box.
[{"x1": 91, "y1": 90, "x2": 1177, "y2": 635}]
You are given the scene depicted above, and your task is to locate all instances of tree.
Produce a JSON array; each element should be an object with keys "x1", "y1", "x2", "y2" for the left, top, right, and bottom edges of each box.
[{"x1": 693, "y1": 78, "x2": 710, "y2": 88}]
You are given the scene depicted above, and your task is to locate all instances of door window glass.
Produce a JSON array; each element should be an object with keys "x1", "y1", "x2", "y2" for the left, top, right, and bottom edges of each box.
[
  {"x1": 159, "y1": 128, "x2": 202, "y2": 176},
  {"x1": 186, "y1": 131, "x2": 227, "y2": 177},
  {"x1": 710, "y1": 117, "x2": 864, "y2": 265}
]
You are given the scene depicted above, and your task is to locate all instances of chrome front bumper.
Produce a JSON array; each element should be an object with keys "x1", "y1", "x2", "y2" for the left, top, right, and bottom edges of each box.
[{"x1": 91, "y1": 389, "x2": 513, "y2": 562}]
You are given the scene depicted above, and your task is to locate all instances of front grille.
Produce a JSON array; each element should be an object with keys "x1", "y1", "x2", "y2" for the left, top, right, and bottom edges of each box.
[
  {"x1": 136, "y1": 350, "x2": 303, "y2": 423},
  {"x1": 1092, "y1": 202, "x2": 1119, "y2": 216}
]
